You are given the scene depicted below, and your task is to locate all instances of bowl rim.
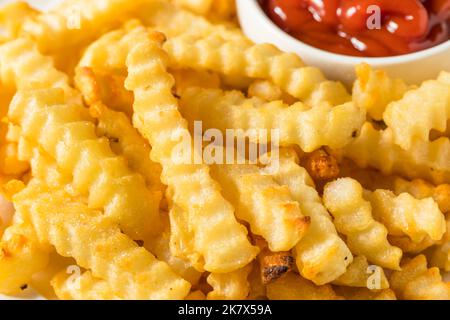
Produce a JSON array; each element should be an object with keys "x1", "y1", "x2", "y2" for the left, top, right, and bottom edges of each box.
[{"x1": 238, "y1": 0, "x2": 450, "y2": 66}]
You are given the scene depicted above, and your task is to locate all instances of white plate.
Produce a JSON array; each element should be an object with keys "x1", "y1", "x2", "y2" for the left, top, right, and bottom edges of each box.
[{"x1": 0, "y1": 0, "x2": 449, "y2": 300}]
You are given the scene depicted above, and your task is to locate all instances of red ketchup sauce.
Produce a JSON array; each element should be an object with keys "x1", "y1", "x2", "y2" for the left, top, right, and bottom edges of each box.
[{"x1": 261, "y1": 0, "x2": 450, "y2": 57}]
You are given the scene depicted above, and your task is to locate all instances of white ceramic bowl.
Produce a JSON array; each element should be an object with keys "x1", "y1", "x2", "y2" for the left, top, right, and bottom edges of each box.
[{"x1": 237, "y1": 0, "x2": 450, "y2": 85}]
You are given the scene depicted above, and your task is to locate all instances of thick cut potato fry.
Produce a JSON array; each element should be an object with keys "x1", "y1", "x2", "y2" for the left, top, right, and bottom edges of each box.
[
  {"x1": 267, "y1": 149, "x2": 352, "y2": 285},
  {"x1": 210, "y1": 163, "x2": 309, "y2": 252},
  {"x1": 390, "y1": 255, "x2": 450, "y2": 300},
  {"x1": 180, "y1": 88, "x2": 365, "y2": 152},
  {"x1": 124, "y1": 28, "x2": 258, "y2": 272},
  {"x1": 267, "y1": 272, "x2": 342, "y2": 300},
  {"x1": 14, "y1": 180, "x2": 191, "y2": 300},
  {"x1": 368, "y1": 190, "x2": 446, "y2": 243},
  {"x1": 384, "y1": 72, "x2": 450, "y2": 150},
  {"x1": 352, "y1": 63, "x2": 409, "y2": 120},
  {"x1": 323, "y1": 178, "x2": 402, "y2": 270}
]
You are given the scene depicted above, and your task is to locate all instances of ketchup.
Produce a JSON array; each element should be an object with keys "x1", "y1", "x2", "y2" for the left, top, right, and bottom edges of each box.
[{"x1": 261, "y1": 0, "x2": 450, "y2": 57}]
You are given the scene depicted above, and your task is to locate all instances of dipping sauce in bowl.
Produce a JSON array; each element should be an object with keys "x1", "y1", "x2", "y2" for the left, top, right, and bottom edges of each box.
[{"x1": 261, "y1": 0, "x2": 450, "y2": 57}]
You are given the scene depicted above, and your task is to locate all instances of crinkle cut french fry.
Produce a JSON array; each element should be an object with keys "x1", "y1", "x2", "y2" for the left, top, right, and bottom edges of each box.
[
  {"x1": 393, "y1": 178, "x2": 450, "y2": 214},
  {"x1": 14, "y1": 180, "x2": 191, "y2": 300},
  {"x1": 207, "y1": 264, "x2": 252, "y2": 300},
  {"x1": 0, "y1": 38, "x2": 79, "y2": 101},
  {"x1": 323, "y1": 178, "x2": 402, "y2": 270},
  {"x1": 389, "y1": 255, "x2": 450, "y2": 300},
  {"x1": 164, "y1": 33, "x2": 351, "y2": 105},
  {"x1": 368, "y1": 189, "x2": 446, "y2": 243},
  {"x1": 8, "y1": 88, "x2": 161, "y2": 239},
  {"x1": 266, "y1": 272, "x2": 342, "y2": 300},
  {"x1": 267, "y1": 149, "x2": 352, "y2": 285},
  {"x1": 17, "y1": 0, "x2": 148, "y2": 54},
  {"x1": 0, "y1": 38, "x2": 80, "y2": 178},
  {"x1": 384, "y1": 72, "x2": 450, "y2": 150},
  {"x1": 353, "y1": 63, "x2": 409, "y2": 120},
  {"x1": 125, "y1": 29, "x2": 258, "y2": 272},
  {"x1": 333, "y1": 256, "x2": 389, "y2": 289},
  {"x1": 185, "y1": 290, "x2": 206, "y2": 300},
  {"x1": 210, "y1": 163, "x2": 309, "y2": 252},
  {"x1": 342, "y1": 122, "x2": 450, "y2": 185},
  {"x1": 180, "y1": 88, "x2": 365, "y2": 152},
  {"x1": 51, "y1": 270, "x2": 120, "y2": 300}
]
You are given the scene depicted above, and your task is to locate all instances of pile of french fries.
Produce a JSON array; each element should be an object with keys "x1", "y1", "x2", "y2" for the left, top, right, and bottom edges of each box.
[{"x1": 0, "y1": 0, "x2": 448, "y2": 300}]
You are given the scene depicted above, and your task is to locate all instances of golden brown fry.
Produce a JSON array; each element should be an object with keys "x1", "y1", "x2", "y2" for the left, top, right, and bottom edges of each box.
[{"x1": 180, "y1": 87, "x2": 364, "y2": 152}]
